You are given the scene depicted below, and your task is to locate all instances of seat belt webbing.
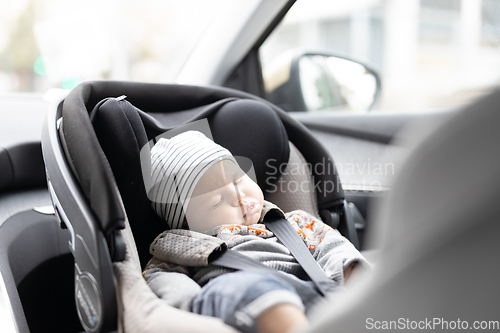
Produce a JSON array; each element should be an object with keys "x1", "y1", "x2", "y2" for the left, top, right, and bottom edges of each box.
[
  {"x1": 264, "y1": 216, "x2": 339, "y2": 296},
  {"x1": 209, "y1": 248, "x2": 320, "y2": 299}
]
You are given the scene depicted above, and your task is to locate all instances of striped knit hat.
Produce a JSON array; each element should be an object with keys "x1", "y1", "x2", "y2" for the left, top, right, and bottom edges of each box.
[{"x1": 148, "y1": 131, "x2": 236, "y2": 229}]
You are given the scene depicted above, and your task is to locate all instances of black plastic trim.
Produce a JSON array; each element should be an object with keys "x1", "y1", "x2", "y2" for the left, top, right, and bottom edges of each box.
[
  {"x1": 0, "y1": 143, "x2": 46, "y2": 192},
  {"x1": 42, "y1": 98, "x2": 118, "y2": 332},
  {"x1": 223, "y1": 0, "x2": 296, "y2": 96},
  {"x1": 0, "y1": 210, "x2": 79, "y2": 333},
  {"x1": 292, "y1": 108, "x2": 456, "y2": 144}
]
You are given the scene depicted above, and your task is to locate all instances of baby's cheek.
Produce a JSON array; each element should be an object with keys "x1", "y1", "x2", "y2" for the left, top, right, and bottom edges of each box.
[
  {"x1": 185, "y1": 217, "x2": 203, "y2": 232},
  {"x1": 209, "y1": 211, "x2": 235, "y2": 228},
  {"x1": 227, "y1": 211, "x2": 239, "y2": 224}
]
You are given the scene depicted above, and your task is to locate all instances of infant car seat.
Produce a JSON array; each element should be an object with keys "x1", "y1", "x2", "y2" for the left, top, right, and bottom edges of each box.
[{"x1": 41, "y1": 81, "x2": 360, "y2": 333}]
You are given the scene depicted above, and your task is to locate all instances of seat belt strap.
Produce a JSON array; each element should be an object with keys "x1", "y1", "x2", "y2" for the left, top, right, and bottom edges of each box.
[
  {"x1": 263, "y1": 215, "x2": 339, "y2": 296},
  {"x1": 209, "y1": 248, "x2": 321, "y2": 299}
]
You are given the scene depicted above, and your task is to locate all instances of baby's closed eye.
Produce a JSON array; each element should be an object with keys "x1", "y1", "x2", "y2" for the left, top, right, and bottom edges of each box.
[{"x1": 211, "y1": 196, "x2": 223, "y2": 209}]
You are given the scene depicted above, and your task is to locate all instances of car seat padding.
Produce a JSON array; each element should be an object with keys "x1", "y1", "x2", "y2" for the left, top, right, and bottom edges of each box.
[
  {"x1": 62, "y1": 83, "x2": 126, "y2": 235},
  {"x1": 266, "y1": 142, "x2": 320, "y2": 219},
  {"x1": 208, "y1": 99, "x2": 290, "y2": 195},
  {"x1": 91, "y1": 97, "x2": 166, "y2": 266}
]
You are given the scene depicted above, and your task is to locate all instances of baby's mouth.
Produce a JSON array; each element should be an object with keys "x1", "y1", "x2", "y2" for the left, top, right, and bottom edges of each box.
[{"x1": 243, "y1": 202, "x2": 261, "y2": 222}]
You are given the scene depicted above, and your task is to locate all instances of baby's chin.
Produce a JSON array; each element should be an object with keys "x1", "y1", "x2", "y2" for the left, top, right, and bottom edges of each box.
[{"x1": 241, "y1": 210, "x2": 263, "y2": 226}]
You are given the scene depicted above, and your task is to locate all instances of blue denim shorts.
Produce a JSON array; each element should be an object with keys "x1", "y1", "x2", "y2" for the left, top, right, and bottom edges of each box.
[{"x1": 191, "y1": 271, "x2": 320, "y2": 333}]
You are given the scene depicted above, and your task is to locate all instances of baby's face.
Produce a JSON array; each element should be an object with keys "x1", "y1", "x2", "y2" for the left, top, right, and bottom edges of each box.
[{"x1": 185, "y1": 160, "x2": 264, "y2": 232}]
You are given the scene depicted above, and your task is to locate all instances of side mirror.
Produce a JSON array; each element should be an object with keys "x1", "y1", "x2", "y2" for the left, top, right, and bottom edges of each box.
[{"x1": 263, "y1": 51, "x2": 382, "y2": 112}]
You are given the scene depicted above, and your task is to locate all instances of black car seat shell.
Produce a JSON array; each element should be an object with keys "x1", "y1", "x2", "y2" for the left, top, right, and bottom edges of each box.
[{"x1": 42, "y1": 81, "x2": 351, "y2": 332}]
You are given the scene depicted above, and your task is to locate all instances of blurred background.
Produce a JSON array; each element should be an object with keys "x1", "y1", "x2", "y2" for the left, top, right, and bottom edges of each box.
[{"x1": 1, "y1": 0, "x2": 500, "y2": 111}]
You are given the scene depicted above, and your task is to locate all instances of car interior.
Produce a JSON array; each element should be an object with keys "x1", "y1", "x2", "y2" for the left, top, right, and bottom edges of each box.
[
  {"x1": 1, "y1": 1, "x2": 499, "y2": 332},
  {"x1": 2, "y1": 76, "x2": 500, "y2": 333}
]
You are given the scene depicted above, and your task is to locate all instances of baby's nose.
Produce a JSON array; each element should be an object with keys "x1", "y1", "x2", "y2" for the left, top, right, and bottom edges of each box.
[
  {"x1": 233, "y1": 184, "x2": 246, "y2": 203},
  {"x1": 236, "y1": 191, "x2": 246, "y2": 203}
]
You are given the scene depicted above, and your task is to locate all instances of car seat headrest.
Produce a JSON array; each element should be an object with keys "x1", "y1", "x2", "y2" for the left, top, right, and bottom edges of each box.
[{"x1": 208, "y1": 99, "x2": 290, "y2": 195}]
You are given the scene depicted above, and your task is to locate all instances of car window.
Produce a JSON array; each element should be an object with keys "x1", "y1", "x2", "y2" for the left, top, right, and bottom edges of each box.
[
  {"x1": 260, "y1": 0, "x2": 500, "y2": 112},
  {"x1": 0, "y1": 0, "x2": 230, "y2": 94}
]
